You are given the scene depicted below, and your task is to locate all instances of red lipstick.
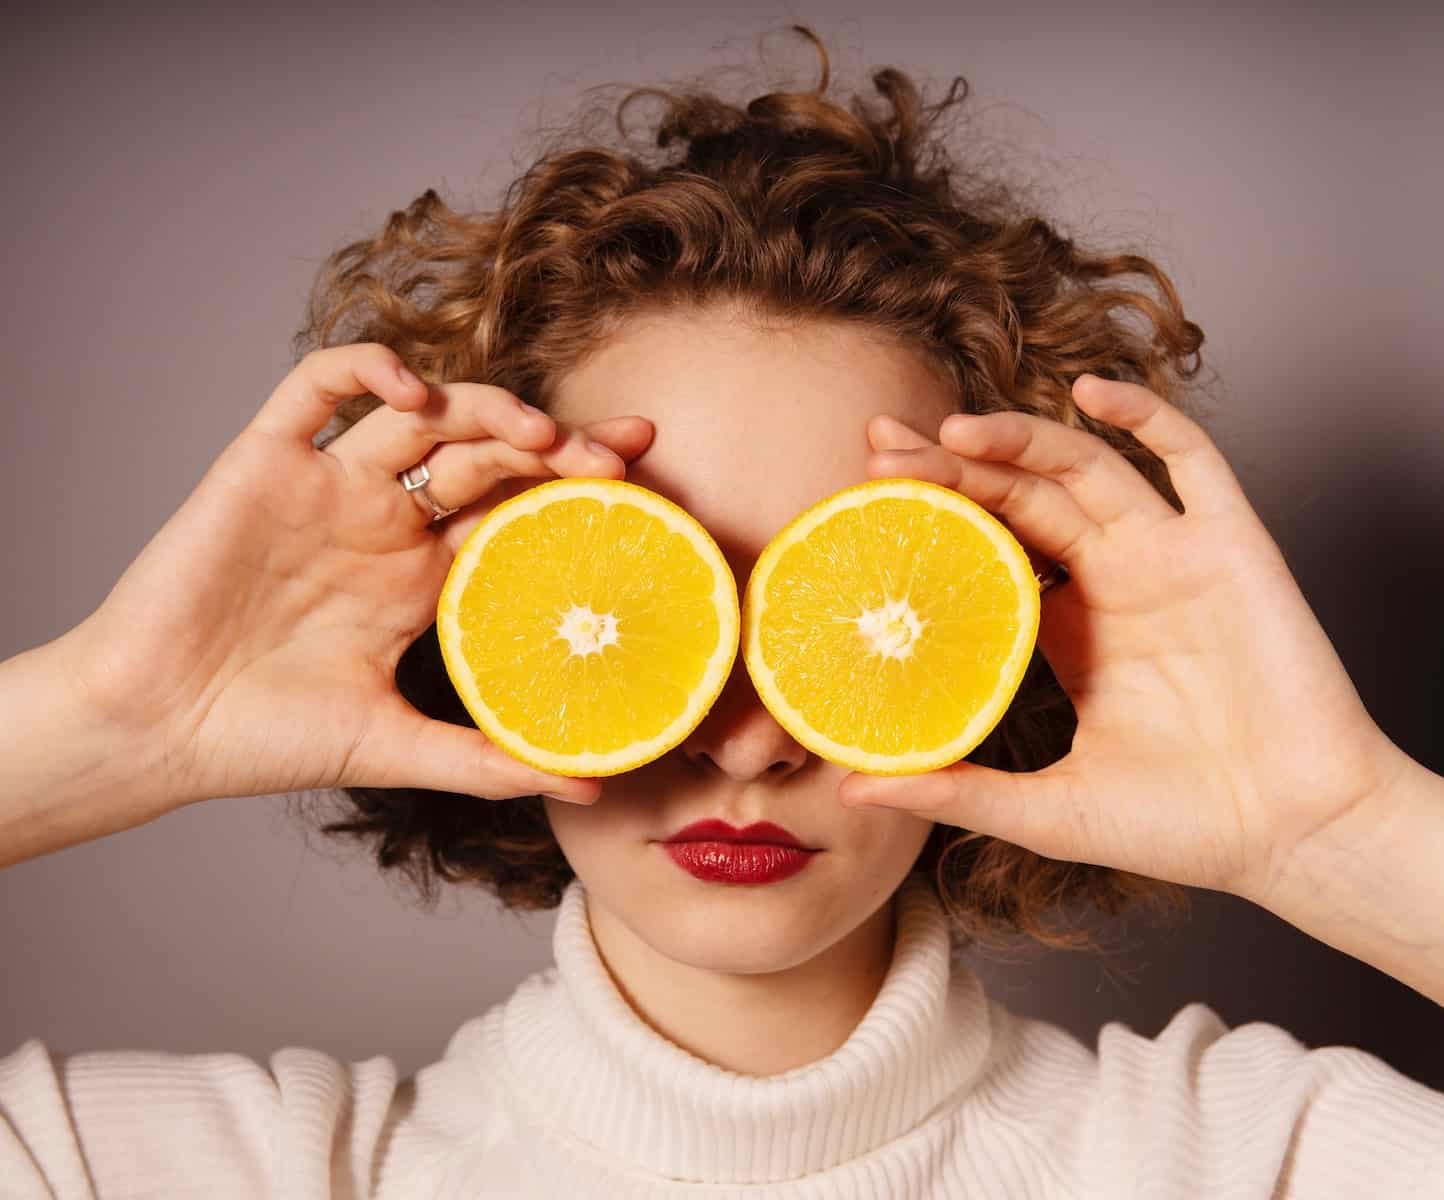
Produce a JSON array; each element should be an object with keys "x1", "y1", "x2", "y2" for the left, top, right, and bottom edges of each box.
[
  {"x1": 664, "y1": 819, "x2": 809, "y2": 848},
  {"x1": 661, "y1": 819, "x2": 819, "y2": 885}
]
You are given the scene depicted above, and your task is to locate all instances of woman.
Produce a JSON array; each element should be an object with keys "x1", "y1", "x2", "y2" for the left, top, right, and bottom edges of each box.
[{"x1": 2, "y1": 25, "x2": 1441, "y2": 1198}]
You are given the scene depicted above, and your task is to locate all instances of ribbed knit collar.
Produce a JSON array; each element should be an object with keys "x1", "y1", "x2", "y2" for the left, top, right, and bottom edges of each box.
[{"x1": 495, "y1": 872, "x2": 995, "y2": 1185}]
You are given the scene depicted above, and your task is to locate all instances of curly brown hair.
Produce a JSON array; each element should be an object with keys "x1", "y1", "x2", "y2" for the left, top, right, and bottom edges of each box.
[{"x1": 291, "y1": 25, "x2": 1210, "y2": 956}]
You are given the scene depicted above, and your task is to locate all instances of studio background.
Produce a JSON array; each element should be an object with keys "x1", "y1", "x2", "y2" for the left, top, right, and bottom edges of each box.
[{"x1": 3, "y1": 1, "x2": 1441, "y2": 1088}]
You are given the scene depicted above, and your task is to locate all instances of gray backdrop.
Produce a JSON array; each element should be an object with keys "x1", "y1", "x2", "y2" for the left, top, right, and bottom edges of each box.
[{"x1": 3, "y1": 1, "x2": 1441, "y2": 1089}]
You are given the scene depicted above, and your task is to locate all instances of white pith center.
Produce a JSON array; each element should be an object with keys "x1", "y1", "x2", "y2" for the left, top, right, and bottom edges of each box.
[
  {"x1": 855, "y1": 596, "x2": 926, "y2": 661},
  {"x1": 556, "y1": 604, "x2": 620, "y2": 657}
]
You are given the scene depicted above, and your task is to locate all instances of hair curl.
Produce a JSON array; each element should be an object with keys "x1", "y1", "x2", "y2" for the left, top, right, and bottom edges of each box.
[{"x1": 291, "y1": 25, "x2": 1210, "y2": 956}]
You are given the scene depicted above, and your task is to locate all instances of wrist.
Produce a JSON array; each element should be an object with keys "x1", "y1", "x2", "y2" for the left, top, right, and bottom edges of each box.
[
  {"x1": 0, "y1": 625, "x2": 191, "y2": 870},
  {"x1": 52, "y1": 616, "x2": 194, "y2": 805},
  {"x1": 1243, "y1": 732, "x2": 1444, "y2": 1005}
]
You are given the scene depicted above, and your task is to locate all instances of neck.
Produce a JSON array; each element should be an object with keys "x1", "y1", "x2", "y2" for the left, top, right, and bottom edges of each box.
[{"x1": 585, "y1": 891, "x2": 900, "y2": 1076}]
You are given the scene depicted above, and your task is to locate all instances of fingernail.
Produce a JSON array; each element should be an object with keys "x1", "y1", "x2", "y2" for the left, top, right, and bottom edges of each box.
[
  {"x1": 587, "y1": 440, "x2": 618, "y2": 459},
  {"x1": 397, "y1": 365, "x2": 422, "y2": 388},
  {"x1": 543, "y1": 791, "x2": 590, "y2": 805},
  {"x1": 520, "y1": 400, "x2": 546, "y2": 415}
]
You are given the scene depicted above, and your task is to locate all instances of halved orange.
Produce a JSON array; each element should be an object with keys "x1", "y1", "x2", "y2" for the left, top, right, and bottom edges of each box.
[
  {"x1": 742, "y1": 478, "x2": 1041, "y2": 775},
  {"x1": 436, "y1": 478, "x2": 739, "y2": 777}
]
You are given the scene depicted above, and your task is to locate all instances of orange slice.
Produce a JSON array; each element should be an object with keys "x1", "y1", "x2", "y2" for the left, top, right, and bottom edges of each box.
[
  {"x1": 436, "y1": 478, "x2": 739, "y2": 777},
  {"x1": 742, "y1": 478, "x2": 1040, "y2": 775}
]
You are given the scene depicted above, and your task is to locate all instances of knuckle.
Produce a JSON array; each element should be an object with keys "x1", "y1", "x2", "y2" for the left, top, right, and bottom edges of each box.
[
  {"x1": 1017, "y1": 417, "x2": 1047, "y2": 456},
  {"x1": 1056, "y1": 447, "x2": 1102, "y2": 488},
  {"x1": 942, "y1": 410, "x2": 993, "y2": 442},
  {"x1": 559, "y1": 426, "x2": 597, "y2": 455},
  {"x1": 1051, "y1": 521, "x2": 1093, "y2": 565},
  {"x1": 473, "y1": 386, "x2": 532, "y2": 430},
  {"x1": 464, "y1": 444, "x2": 512, "y2": 492},
  {"x1": 999, "y1": 469, "x2": 1034, "y2": 512},
  {"x1": 992, "y1": 410, "x2": 1028, "y2": 438},
  {"x1": 1181, "y1": 434, "x2": 1223, "y2": 467},
  {"x1": 476, "y1": 438, "x2": 544, "y2": 486}
]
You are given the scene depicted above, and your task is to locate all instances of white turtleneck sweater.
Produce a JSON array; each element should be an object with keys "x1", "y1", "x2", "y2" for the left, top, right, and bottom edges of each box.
[{"x1": 3, "y1": 874, "x2": 1442, "y2": 1197}]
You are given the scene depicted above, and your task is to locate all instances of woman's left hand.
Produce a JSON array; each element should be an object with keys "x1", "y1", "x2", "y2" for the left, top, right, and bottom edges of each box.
[{"x1": 840, "y1": 374, "x2": 1408, "y2": 904}]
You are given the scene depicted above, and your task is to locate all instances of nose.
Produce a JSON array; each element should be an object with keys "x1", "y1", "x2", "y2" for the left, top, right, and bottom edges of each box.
[{"x1": 680, "y1": 654, "x2": 810, "y2": 782}]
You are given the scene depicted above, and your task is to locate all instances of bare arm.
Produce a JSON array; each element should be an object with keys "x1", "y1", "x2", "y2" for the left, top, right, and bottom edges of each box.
[
  {"x1": 846, "y1": 375, "x2": 1444, "y2": 1008},
  {"x1": 1242, "y1": 744, "x2": 1444, "y2": 1007},
  {"x1": 0, "y1": 345, "x2": 646, "y2": 872},
  {"x1": 0, "y1": 623, "x2": 179, "y2": 870}
]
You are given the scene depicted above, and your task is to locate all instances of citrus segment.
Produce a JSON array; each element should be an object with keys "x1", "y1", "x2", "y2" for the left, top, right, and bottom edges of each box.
[
  {"x1": 742, "y1": 478, "x2": 1040, "y2": 775},
  {"x1": 436, "y1": 477, "x2": 739, "y2": 777}
]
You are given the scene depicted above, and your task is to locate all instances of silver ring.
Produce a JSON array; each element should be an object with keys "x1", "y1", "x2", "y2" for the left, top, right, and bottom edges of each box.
[
  {"x1": 1036, "y1": 562, "x2": 1070, "y2": 594},
  {"x1": 398, "y1": 460, "x2": 460, "y2": 522}
]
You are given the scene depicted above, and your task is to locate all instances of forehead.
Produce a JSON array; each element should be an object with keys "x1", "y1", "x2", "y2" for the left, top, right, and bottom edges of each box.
[{"x1": 545, "y1": 305, "x2": 958, "y2": 574}]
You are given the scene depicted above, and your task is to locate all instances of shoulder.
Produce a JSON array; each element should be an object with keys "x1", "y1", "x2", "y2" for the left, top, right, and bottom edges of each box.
[
  {"x1": 1, "y1": 1035, "x2": 402, "y2": 1196},
  {"x1": 1092, "y1": 997, "x2": 1441, "y2": 1110},
  {"x1": 0, "y1": 1018, "x2": 510, "y2": 1199},
  {"x1": 975, "y1": 998, "x2": 1444, "y2": 1197}
]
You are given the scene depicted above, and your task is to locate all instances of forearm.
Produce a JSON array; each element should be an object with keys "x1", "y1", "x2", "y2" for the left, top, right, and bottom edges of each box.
[
  {"x1": 0, "y1": 628, "x2": 182, "y2": 870},
  {"x1": 1245, "y1": 739, "x2": 1444, "y2": 1006}
]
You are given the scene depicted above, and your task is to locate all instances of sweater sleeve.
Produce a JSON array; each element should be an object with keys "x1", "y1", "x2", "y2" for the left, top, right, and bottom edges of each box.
[
  {"x1": 0, "y1": 1036, "x2": 404, "y2": 1199},
  {"x1": 1089, "y1": 1002, "x2": 1444, "y2": 1197}
]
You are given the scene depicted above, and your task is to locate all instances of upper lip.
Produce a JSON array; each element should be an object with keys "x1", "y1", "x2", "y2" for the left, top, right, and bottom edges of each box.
[{"x1": 663, "y1": 819, "x2": 814, "y2": 850}]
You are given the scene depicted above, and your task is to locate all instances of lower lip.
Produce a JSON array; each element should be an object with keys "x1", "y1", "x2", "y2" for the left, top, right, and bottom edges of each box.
[{"x1": 662, "y1": 841, "x2": 818, "y2": 884}]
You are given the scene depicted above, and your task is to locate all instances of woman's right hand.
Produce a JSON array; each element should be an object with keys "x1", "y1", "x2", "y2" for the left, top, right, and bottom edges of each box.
[{"x1": 56, "y1": 343, "x2": 654, "y2": 822}]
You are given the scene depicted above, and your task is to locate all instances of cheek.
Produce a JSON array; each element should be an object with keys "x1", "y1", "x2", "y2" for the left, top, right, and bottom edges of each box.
[
  {"x1": 541, "y1": 793, "x2": 650, "y2": 866},
  {"x1": 842, "y1": 804, "x2": 935, "y2": 847},
  {"x1": 859, "y1": 811, "x2": 937, "y2": 870},
  {"x1": 809, "y1": 807, "x2": 937, "y2": 882},
  {"x1": 541, "y1": 795, "x2": 598, "y2": 847}
]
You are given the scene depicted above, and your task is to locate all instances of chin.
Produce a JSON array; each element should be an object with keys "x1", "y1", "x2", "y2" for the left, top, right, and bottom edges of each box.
[
  {"x1": 640, "y1": 881, "x2": 834, "y2": 972},
  {"x1": 654, "y1": 916, "x2": 826, "y2": 976}
]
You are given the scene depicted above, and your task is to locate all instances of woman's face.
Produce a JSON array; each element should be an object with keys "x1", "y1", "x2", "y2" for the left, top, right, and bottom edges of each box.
[{"x1": 541, "y1": 301, "x2": 954, "y2": 981}]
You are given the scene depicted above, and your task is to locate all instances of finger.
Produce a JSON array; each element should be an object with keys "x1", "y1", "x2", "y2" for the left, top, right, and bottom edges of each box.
[
  {"x1": 326, "y1": 381, "x2": 557, "y2": 476},
  {"x1": 249, "y1": 344, "x2": 427, "y2": 445},
  {"x1": 867, "y1": 416, "x2": 1100, "y2": 569},
  {"x1": 344, "y1": 694, "x2": 601, "y2": 803},
  {"x1": 398, "y1": 416, "x2": 649, "y2": 521},
  {"x1": 437, "y1": 417, "x2": 654, "y2": 550},
  {"x1": 838, "y1": 758, "x2": 1091, "y2": 866},
  {"x1": 867, "y1": 413, "x2": 939, "y2": 452},
  {"x1": 1072, "y1": 375, "x2": 1245, "y2": 518},
  {"x1": 938, "y1": 408, "x2": 1178, "y2": 529}
]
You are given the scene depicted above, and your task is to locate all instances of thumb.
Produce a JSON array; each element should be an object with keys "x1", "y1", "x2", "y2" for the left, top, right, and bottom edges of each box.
[
  {"x1": 342, "y1": 695, "x2": 599, "y2": 804},
  {"x1": 840, "y1": 758, "x2": 1085, "y2": 863}
]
